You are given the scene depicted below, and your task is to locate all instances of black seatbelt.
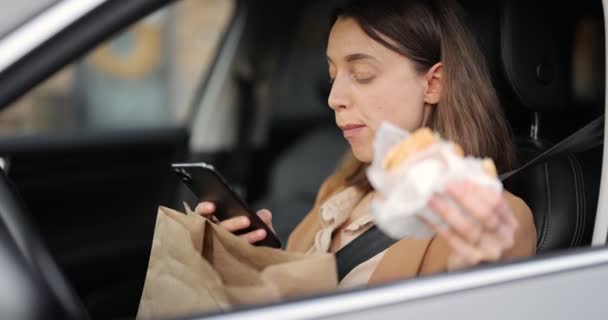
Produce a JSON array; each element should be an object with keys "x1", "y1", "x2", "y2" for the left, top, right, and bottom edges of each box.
[
  {"x1": 499, "y1": 115, "x2": 604, "y2": 181},
  {"x1": 335, "y1": 114, "x2": 604, "y2": 282},
  {"x1": 335, "y1": 225, "x2": 396, "y2": 281}
]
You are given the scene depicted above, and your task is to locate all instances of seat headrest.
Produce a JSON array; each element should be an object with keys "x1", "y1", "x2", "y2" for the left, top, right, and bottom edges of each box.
[
  {"x1": 500, "y1": 0, "x2": 571, "y2": 113},
  {"x1": 500, "y1": 0, "x2": 605, "y2": 114}
]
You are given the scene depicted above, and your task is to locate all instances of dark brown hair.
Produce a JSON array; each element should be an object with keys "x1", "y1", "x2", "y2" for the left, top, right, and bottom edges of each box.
[{"x1": 324, "y1": 0, "x2": 515, "y2": 194}]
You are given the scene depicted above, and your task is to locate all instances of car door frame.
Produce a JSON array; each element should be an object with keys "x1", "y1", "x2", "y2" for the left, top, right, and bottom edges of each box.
[{"x1": 0, "y1": 0, "x2": 175, "y2": 110}]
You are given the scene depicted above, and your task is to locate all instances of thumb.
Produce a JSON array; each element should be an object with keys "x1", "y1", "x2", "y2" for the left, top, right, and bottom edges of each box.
[{"x1": 256, "y1": 209, "x2": 274, "y2": 229}]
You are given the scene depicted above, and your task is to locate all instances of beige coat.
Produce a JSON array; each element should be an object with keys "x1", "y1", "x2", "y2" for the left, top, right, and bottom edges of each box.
[{"x1": 286, "y1": 178, "x2": 537, "y2": 286}]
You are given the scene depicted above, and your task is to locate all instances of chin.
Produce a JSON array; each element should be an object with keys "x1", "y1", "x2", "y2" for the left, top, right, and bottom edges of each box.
[{"x1": 350, "y1": 145, "x2": 373, "y2": 164}]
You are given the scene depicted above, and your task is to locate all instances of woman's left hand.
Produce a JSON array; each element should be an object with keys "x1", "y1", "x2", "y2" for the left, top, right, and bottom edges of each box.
[{"x1": 427, "y1": 180, "x2": 519, "y2": 271}]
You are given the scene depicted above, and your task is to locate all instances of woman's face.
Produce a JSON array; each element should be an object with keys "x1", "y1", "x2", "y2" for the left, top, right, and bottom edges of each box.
[{"x1": 327, "y1": 17, "x2": 440, "y2": 163}]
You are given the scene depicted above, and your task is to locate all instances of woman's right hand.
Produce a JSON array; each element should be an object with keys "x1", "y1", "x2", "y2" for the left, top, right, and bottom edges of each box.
[{"x1": 194, "y1": 202, "x2": 275, "y2": 244}]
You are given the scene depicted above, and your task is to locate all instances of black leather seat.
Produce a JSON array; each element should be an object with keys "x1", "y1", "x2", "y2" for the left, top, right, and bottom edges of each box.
[
  {"x1": 0, "y1": 169, "x2": 88, "y2": 320},
  {"x1": 498, "y1": 0, "x2": 604, "y2": 252}
]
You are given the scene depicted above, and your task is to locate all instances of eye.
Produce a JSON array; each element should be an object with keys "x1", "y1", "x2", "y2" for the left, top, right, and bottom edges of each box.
[
  {"x1": 353, "y1": 73, "x2": 375, "y2": 84},
  {"x1": 328, "y1": 64, "x2": 337, "y2": 85}
]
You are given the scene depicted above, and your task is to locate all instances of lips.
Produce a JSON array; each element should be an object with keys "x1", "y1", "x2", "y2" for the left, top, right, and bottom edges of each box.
[{"x1": 340, "y1": 124, "x2": 366, "y2": 138}]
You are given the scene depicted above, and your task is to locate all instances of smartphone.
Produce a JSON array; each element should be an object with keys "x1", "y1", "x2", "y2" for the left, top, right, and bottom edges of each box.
[{"x1": 171, "y1": 162, "x2": 282, "y2": 248}]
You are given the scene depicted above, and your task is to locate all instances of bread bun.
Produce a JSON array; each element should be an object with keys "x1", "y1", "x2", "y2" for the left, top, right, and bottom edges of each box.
[
  {"x1": 482, "y1": 158, "x2": 498, "y2": 177},
  {"x1": 382, "y1": 127, "x2": 437, "y2": 170},
  {"x1": 382, "y1": 127, "x2": 498, "y2": 177}
]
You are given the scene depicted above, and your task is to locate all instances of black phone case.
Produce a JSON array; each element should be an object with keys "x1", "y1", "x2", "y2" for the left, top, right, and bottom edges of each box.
[{"x1": 172, "y1": 163, "x2": 282, "y2": 248}]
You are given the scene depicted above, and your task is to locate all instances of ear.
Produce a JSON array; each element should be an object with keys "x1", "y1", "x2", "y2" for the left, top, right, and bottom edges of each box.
[{"x1": 424, "y1": 62, "x2": 443, "y2": 105}]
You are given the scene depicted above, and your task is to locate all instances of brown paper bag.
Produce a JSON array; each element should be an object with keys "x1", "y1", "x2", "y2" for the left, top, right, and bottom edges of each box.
[{"x1": 136, "y1": 205, "x2": 338, "y2": 320}]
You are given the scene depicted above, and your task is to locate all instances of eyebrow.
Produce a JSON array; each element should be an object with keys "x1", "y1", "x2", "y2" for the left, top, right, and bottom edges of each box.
[{"x1": 327, "y1": 53, "x2": 378, "y2": 64}]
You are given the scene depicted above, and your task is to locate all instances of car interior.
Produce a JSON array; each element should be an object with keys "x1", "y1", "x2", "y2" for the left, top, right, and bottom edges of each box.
[{"x1": 0, "y1": 0, "x2": 605, "y2": 319}]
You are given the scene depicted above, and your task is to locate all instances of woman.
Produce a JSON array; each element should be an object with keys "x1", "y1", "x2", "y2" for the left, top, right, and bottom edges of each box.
[{"x1": 196, "y1": 0, "x2": 537, "y2": 288}]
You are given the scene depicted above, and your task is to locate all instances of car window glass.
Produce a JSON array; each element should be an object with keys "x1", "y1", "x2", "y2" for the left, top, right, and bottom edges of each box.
[
  {"x1": 0, "y1": 0, "x2": 58, "y2": 39},
  {"x1": 0, "y1": 0, "x2": 234, "y2": 135}
]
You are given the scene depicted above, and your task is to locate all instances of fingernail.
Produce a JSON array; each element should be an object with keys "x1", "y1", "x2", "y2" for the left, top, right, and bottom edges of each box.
[
  {"x1": 204, "y1": 203, "x2": 214, "y2": 211},
  {"x1": 241, "y1": 217, "x2": 249, "y2": 225},
  {"x1": 257, "y1": 229, "x2": 267, "y2": 238}
]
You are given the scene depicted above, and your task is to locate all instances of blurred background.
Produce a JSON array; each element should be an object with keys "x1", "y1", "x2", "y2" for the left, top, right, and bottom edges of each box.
[{"x1": 0, "y1": 0, "x2": 234, "y2": 135}]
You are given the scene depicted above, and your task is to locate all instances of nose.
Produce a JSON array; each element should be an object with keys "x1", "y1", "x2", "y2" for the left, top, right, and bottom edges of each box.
[{"x1": 327, "y1": 77, "x2": 349, "y2": 111}]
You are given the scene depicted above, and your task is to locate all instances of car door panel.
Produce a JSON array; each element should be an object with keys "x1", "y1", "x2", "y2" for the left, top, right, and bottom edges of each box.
[{"x1": 0, "y1": 126, "x2": 188, "y2": 317}]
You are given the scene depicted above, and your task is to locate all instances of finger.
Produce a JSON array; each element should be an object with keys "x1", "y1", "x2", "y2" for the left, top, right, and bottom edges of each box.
[
  {"x1": 477, "y1": 232, "x2": 503, "y2": 262},
  {"x1": 257, "y1": 209, "x2": 272, "y2": 224},
  {"x1": 431, "y1": 223, "x2": 484, "y2": 266},
  {"x1": 239, "y1": 229, "x2": 267, "y2": 244},
  {"x1": 195, "y1": 202, "x2": 216, "y2": 217},
  {"x1": 428, "y1": 224, "x2": 467, "y2": 272},
  {"x1": 256, "y1": 209, "x2": 275, "y2": 232},
  {"x1": 492, "y1": 201, "x2": 517, "y2": 249},
  {"x1": 497, "y1": 199, "x2": 519, "y2": 231},
  {"x1": 420, "y1": 215, "x2": 448, "y2": 235},
  {"x1": 419, "y1": 215, "x2": 436, "y2": 230},
  {"x1": 444, "y1": 181, "x2": 501, "y2": 230},
  {"x1": 219, "y1": 216, "x2": 250, "y2": 233},
  {"x1": 432, "y1": 219, "x2": 504, "y2": 268},
  {"x1": 447, "y1": 254, "x2": 468, "y2": 271},
  {"x1": 495, "y1": 223, "x2": 516, "y2": 250},
  {"x1": 428, "y1": 195, "x2": 482, "y2": 245}
]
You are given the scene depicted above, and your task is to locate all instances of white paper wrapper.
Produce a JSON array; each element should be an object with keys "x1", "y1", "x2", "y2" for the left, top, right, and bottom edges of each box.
[{"x1": 367, "y1": 122, "x2": 503, "y2": 239}]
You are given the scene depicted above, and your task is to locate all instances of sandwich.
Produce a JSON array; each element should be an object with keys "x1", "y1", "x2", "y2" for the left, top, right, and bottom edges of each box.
[{"x1": 382, "y1": 127, "x2": 497, "y2": 177}]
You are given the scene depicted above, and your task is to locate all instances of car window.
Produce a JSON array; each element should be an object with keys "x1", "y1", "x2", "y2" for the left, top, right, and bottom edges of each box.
[
  {"x1": 0, "y1": 0, "x2": 59, "y2": 39},
  {"x1": 0, "y1": 0, "x2": 235, "y2": 135}
]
